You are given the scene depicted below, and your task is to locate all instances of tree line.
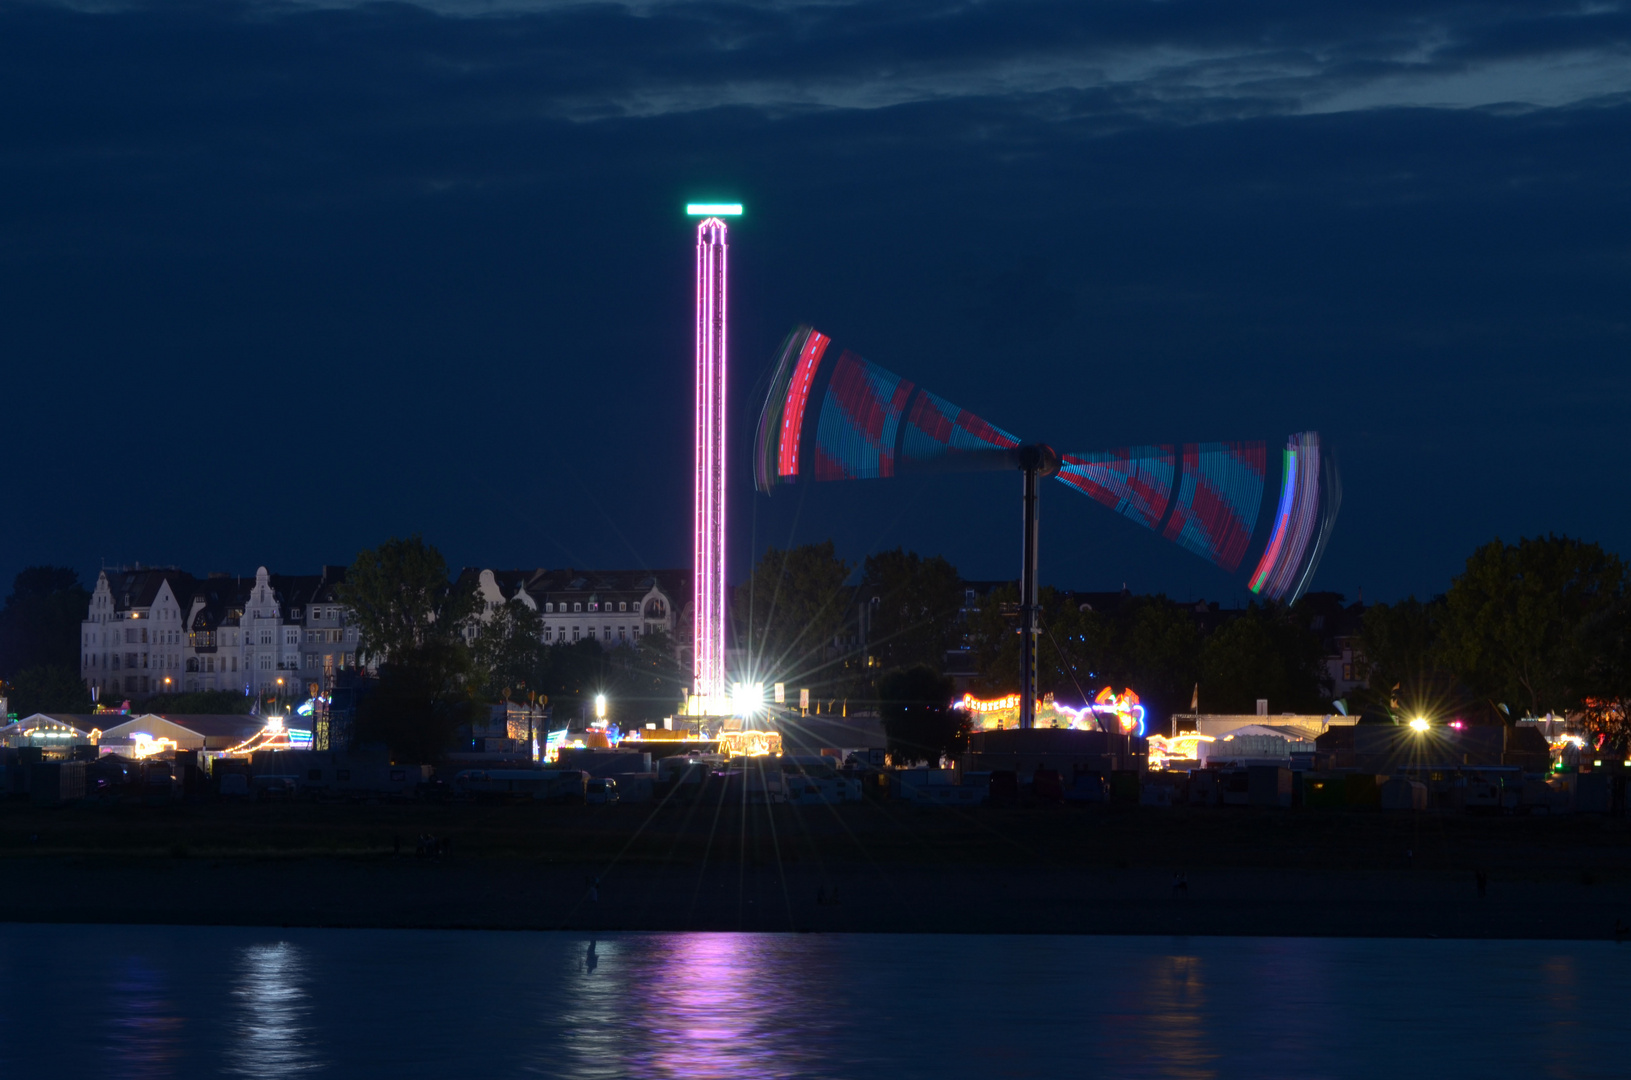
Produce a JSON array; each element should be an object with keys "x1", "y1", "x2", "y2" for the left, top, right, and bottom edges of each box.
[
  {"x1": 738, "y1": 534, "x2": 1631, "y2": 763},
  {"x1": 5, "y1": 532, "x2": 1627, "y2": 762},
  {"x1": 1357, "y1": 535, "x2": 1631, "y2": 747},
  {"x1": 336, "y1": 537, "x2": 684, "y2": 762}
]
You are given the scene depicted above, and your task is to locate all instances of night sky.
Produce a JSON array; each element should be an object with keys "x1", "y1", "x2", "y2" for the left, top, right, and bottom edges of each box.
[{"x1": 4, "y1": 0, "x2": 1627, "y2": 604}]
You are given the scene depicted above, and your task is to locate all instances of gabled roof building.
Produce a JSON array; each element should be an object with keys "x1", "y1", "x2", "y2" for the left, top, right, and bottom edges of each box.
[{"x1": 80, "y1": 564, "x2": 361, "y2": 699}]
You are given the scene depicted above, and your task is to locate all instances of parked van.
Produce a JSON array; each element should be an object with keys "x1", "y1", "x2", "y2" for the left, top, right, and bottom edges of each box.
[
  {"x1": 453, "y1": 768, "x2": 587, "y2": 804},
  {"x1": 585, "y1": 777, "x2": 619, "y2": 805}
]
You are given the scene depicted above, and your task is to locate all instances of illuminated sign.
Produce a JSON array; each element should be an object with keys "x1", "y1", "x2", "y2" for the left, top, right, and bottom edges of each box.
[
  {"x1": 131, "y1": 732, "x2": 179, "y2": 758},
  {"x1": 686, "y1": 203, "x2": 743, "y2": 216},
  {"x1": 718, "y1": 729, "x2": 782, "y2": 757},
  {"x1": 959, "y1": 693, "x2": 1021, "y2": 714},
  {"x1": 1090, "y1": 687, "x2": 1146, "y2": 737},
  {"x1": 1147, "y1": 732, "x2": 1214, "y2": 770},
  {"x1": 544, "y1": 728, "x2": 569, "y2": 763},
  {"x1": 953, "y1": 687, "x2": 1147, "y2": 735}
]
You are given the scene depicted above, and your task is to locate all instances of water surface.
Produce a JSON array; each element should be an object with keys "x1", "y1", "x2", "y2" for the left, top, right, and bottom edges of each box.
[{"x1": 0, "y1": 924, "x2": 1622, "y2": 1079}]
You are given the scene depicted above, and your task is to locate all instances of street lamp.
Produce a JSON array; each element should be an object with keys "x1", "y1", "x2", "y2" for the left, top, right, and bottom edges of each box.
[
  {"x1": 1409, "y1": 716, "x2": 1429, "y2": 732},
  {"x1": 594, "y1": 693, "x2": 607, "y2": 721},
  {"x1": 732, "y1": 682, "x2": 765, "y2": 719}
]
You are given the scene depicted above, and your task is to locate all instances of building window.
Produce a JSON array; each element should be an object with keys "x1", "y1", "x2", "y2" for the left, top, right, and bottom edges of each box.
[
  {"x1": 572, "y1": 627, "x2": 580, "y2": 642},
  {"x1": 1342, "y1": 663, "x2": 1354, "y2": 681},
  {"x1": 544, "y1": 627, "x2": 553, "y2": 641},
  {"x1": 574, "y1": 603, "x2": 582, "y2": 612},
  {"x1": 618, "y1": 627, "x2": 626, "y2": 641},
  {"x1": 207, "y1": 657, "x2": 215, "y2": 673},
  {"x1": 285, "y1": 630, "x2": 298, "y2": 646}
]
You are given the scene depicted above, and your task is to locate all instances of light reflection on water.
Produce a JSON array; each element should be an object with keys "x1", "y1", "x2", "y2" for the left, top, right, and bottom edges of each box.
[
  {"x1": 228, "y1": 942, "x2": 320, "y2": 1076},
  {"x1": 105, "y1": 957, "x2": 185, "y2": 1080},
  {"x1": 1, "y1": 925, "x2": 1627, "y2": 1080}
]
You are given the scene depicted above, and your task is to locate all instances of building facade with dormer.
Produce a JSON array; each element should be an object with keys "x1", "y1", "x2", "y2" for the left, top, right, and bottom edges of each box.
[
  {"x1": 80, "y1": 565, "x2": 362, "y2": 699},
  {"x1": 82, "y1": 562, "x2": 693, "y2": 702},
  {"x1": 460, "y1": 567, "x2": 688, "y2": 651}
]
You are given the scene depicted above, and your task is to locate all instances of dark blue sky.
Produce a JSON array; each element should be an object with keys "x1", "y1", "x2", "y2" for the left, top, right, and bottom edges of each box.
[{"x1": 3, "y1": 0, "x2": 1627, "y2": 603}]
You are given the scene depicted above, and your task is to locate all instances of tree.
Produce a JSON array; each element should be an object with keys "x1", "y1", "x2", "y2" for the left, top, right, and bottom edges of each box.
[
  {"x1": 877, "y1": 665, "x2": 966, "y2": 766},
  {"x1": 603, "y1": 630, "x2": 686, "y2": 722},
  {"x1": 1353, "y1": 596, "x2": 1450, "y2": 720},
  {"x1": 1110, "y1": 596, "x2": 1203, "y2": 721},
  {"x1": 338, "y1": 535, "x2": 475, "y2": 665},
  {"x1": 135, "y1": 690, "x2": 253, "y2": 715},
  {"x1": 1438, "y1": 535, "x2": 1625, "y2": 719},
  {"x1": 858, "y1": 548, "x2": 963, "y2": 671},
  {"x1": 0, "y1": 567, "x2": 90, "y2": 680},
  {"x1": 470, "y1": 597, "x2": 548, "y2": 702},
  {"x1": 8, "y1": 664, "x2": 93, "y2": 716},
  {"x1": 355, "y1": 638, "x2": 480, "y2": 763},
  {"x1": 1199, "y1": 605, "x2": 1327, "y2": 714},
  {"x1": 967, "y1": 584, "x2": 1115, "y2": 703},
  {"x1": 340, "y1": 537, "x2": 480, "y2": 761},
  {"x1": 734, "y1": 541, "x2": 854, "y2": 687},
  {"x1": 1579, "y1": 597, "x2": 1631, "y2": 751}
]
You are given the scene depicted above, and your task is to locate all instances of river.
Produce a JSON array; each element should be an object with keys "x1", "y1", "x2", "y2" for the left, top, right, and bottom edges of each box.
[{"x1": 0, "y1": 924, "x2": 1623, "y2": 1078}]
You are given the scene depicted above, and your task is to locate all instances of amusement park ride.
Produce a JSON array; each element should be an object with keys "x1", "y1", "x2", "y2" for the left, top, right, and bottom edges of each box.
[
  {"x1": 669, "y1": 203, "x2": 1338, "y2": 752},
  {"x1": 753, "y1": 325, "x2": 1341, "y2": 732}
]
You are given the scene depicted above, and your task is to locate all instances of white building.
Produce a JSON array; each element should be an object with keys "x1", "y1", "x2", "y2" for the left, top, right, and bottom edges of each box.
[
  {"x1": 81, "y1": 562, "x2": 691, "y2": 703},
  {"x1": 81, "y1": 564, "x2": 361, "y2": 699},
  {"x1": 460, "y1": 567, "x2": 687, "y2": 652}
]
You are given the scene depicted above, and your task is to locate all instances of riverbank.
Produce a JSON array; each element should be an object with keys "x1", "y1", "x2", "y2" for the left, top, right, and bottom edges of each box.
[{"x1": 4, "y1": 801, "x2": 1629, "y2": 938}]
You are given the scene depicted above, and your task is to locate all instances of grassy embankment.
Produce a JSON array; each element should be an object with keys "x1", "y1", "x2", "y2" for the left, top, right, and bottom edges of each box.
[{"x1": 3, "y1": 799, "x2": 1628, "y2": 937}]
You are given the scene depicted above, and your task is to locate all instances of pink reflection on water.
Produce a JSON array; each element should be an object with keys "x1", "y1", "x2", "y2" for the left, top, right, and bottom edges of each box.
[
  {"x1": 635, "y1": 934, "x2": 821, "y2": 1080},
  {"x1": 104, "y1": 959, "x2": 184, "y2": 1080}
]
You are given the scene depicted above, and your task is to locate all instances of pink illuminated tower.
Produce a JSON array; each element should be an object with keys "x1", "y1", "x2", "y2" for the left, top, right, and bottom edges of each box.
[{"x1": 688, "y1": 203, "x2": 740, "y2": 712}]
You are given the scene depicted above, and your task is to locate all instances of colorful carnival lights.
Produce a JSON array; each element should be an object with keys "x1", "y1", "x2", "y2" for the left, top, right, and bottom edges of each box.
[
  {"x1": 691, "y1": 209, "x2": 732, "y2": 713},
  {"x1": 953, "y1": 688, "x2": 1144, "y2": 735}
]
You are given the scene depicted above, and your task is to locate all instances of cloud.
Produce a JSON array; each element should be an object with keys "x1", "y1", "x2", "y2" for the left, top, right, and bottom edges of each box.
[
  {"x1": 0, "y1": 0, "x2": 1627, "y2": 600},
  {"x1": 9, "y1": 0, "x2": 1630, "y2": 126}
]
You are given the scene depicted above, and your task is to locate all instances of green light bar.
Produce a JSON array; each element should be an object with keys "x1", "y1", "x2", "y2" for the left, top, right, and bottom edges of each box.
[{"x1": 686, "y1": 203, "x2": 743, "y2": 216}]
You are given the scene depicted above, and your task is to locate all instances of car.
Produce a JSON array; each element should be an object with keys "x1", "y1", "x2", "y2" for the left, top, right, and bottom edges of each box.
[{"x1": 585, "y1": 777, "x2": 619, "y2": 805}]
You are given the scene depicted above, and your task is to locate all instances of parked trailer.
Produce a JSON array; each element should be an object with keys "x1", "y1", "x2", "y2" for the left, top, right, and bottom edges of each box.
[{"x1": 453, "y1": 769, "x2": 587, "y2": 803}]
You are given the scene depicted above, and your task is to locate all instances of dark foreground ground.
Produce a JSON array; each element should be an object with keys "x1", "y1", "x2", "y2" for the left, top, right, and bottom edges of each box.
[{"x1": 3, "y1": 798, "x2": 1629, "y2": 938}]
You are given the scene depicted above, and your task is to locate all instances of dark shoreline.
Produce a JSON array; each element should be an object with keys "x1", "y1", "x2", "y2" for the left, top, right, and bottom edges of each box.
[
  {"x1": 5, "y1": 800, "x2": 1630, "y2": 940},
  {"x1": 5, "y1": 857, "x2": 1629, "y2": 941}
]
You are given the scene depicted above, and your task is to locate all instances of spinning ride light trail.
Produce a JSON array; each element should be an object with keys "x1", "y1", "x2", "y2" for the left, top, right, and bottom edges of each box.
[
  {"x1": 754, "y1": 324, "x2": 1341, "y2": 725},
  {"x1": 688, "y1": 203, "x2": 741, "y2": 715}
]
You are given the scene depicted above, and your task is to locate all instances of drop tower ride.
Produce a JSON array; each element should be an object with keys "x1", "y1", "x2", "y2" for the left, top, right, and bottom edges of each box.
[{"x1": 687, "y1": 203, "x2": 741, "y2": 715}]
